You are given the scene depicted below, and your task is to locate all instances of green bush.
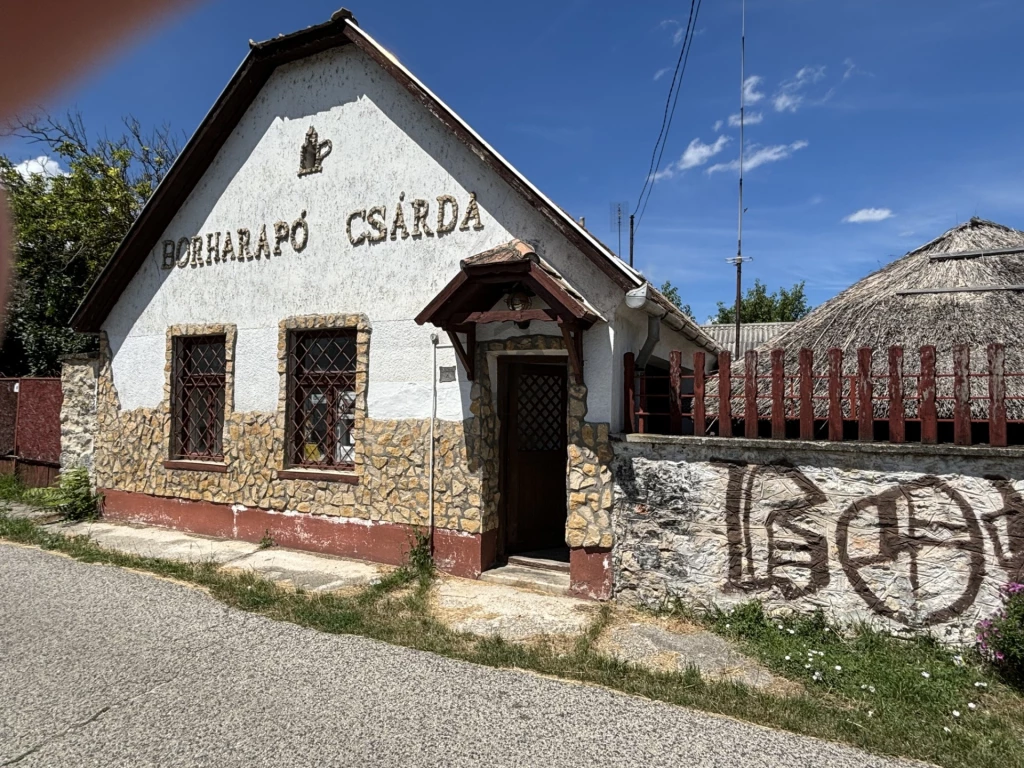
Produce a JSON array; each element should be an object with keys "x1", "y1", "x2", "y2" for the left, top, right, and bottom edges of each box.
[
  {"x1": 18, "y1": 468, "x2": 102, "y2": 520},
  {"x1": 0, "y1": 474, "x2": 26, "y2": 502},
  {"x1": 978, "y1": 582, "x2": 1024, "y2": 685}
]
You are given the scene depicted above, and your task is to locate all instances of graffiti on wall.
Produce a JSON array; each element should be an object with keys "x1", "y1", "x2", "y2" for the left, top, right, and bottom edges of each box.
[{"x1": 720, "y1": 462, "x2": 1024, "y2": 626}]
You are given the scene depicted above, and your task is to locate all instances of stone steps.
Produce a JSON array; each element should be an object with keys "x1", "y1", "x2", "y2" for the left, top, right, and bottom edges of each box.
[{"x1": 478, "y1": 564, "x2": 570, "y2": 596}]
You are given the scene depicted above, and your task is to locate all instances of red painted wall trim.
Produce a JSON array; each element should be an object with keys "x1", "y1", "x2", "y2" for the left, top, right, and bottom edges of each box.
[
  {"x1": 100, "y1": 489, "x2": 490, "y2": 578},
  {"x1": 569, "y1": 546, "x2": 612, "y2": 600}
]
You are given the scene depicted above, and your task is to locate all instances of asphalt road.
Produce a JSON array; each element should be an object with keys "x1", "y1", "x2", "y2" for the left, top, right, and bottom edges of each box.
[{"x1": 0, "y1": 543, "x2": 919, "y2": 767}]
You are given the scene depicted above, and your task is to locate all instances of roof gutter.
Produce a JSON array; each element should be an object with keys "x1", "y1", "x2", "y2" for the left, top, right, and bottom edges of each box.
[{"x1": 625, "y1": 283, "x2": 721, "y2": 356}]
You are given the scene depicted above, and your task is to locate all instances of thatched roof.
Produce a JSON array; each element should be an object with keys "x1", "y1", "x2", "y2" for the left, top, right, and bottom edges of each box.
[{"x1": 706, "y1": 217, "x2": 1024, "y2": 419}]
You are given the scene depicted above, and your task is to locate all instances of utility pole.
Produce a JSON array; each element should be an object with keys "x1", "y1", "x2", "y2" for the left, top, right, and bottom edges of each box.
[{"x1": 726, "y1": 0, "x2": 750, "y2": 361}]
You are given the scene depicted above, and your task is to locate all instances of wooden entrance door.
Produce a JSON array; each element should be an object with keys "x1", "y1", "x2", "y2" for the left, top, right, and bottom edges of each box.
[{"x1": 500, "y1": 360, "x2": 568, "y2": 555}]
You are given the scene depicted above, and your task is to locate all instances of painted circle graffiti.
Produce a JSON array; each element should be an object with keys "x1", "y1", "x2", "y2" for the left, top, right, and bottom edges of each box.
[{"x1": 836, "y1": 477, "x2": 985, "y2": 626}]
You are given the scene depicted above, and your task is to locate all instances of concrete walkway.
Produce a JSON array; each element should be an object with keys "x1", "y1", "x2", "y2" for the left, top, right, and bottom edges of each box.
[{"x1": 0, "y1": 544, "x2": 923, "y2": 767}]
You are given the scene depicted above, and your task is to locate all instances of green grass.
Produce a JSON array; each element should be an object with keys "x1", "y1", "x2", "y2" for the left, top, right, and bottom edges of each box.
[{"x1": 0, "y1": 512, "x2": 1021, "y2": 768}]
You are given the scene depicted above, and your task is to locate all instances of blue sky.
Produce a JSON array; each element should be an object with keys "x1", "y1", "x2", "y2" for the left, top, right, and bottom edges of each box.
[{"x1": 5, "y1": 0, "x2": 1024, "y2": 322}]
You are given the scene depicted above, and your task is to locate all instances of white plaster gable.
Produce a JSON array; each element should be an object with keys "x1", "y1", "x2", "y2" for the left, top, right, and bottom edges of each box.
[{"x1": 102, "y1": 43, "x2": 628, "y2": 423}]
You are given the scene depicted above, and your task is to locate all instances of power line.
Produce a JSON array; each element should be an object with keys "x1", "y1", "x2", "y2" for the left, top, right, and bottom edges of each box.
[{"x1": 631, "y1": 0, "x2": 703, "y2": 235}]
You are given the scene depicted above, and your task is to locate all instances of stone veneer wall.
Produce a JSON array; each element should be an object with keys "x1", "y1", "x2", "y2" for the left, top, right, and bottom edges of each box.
[
  {"x1": 471, "y1": 334, "x2": 614, "y2": 548},
  {"x1": 60, "y1": 354, "x2": 99, "y2": 474},
  {"x1": 94, "y1": 316, "x2": 481, "y2": 533},
  {"x1": 92, "y1": 323, "x2": 614, "y2": 552},
  {"x1": 613, "y1": 434, "x2": 1024, "y2": 643}
]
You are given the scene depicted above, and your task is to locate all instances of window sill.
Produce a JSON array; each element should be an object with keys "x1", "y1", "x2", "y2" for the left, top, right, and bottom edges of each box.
[
  {"x1": 163, "y1": 459, "x2": 229, "y2": 473},
  {"x1": 277, "y1": 468, "x2": 359, "y2": 484}
]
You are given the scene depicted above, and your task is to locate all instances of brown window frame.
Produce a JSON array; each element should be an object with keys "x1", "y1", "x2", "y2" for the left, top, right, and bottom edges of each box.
[
  {"x1": 171, "y1": 334, "x2": 227, "y2": 461},
  {"x1": 285, "y1": 328, "x2": 358, "y2": 471}
]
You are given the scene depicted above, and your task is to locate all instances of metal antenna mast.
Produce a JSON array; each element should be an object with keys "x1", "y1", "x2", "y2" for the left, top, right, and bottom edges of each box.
[{"x1": 726, "y1": 0, "x2": 751, "y2": 360}]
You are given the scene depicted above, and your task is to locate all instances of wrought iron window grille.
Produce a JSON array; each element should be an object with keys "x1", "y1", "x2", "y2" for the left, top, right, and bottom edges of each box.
[
  {"x1": 286, "y1": 329, "x2": 358, "y2": 470},
  {"x1": 172, "y1": 335, "x2": 226, "y2": 460}
]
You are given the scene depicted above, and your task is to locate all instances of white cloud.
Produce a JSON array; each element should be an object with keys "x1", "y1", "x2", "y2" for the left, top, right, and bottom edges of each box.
[
  {"x1": 658, "y1": 18, "x2": 685, "y2": 45},
  {"x1": 654, "y1": 67, "x2": 670, "y2": 81},
  {"x1": 843, "y1": 58, "x2": 857, "y2": 80},
  {"x1": 742, "y1": 75, "x2": 765, "y2": 104},
  {"x1": 794, "y1": 65, "x2": 826, "y2": 85},
  {"x1": 843, "y1": 208, "x2": 895, "y2": 223},
  {"x1": 679, "y1": 135, "x2": 731, "y2": 170},
  {"x1": 654, "y1": 135, "x2": 732, "y2": 180},
  {"x1": 727, "y1": 111, "x2": 763, "y2": 127},
  {"x1": 13, "y1": 155, "x2": 64, "y2": 179},
  {"x1": 712, "y1": 119, "x2": 724, "y2": 132},
  {"x1": 772, "y1": 65, "x2": 827, "y2": 113},
  {"x1": 707, "y1": 140, "x2": 808, "y2": 174},
  {"x1": 773, "y1": 92, "x2": 803, "y2": 113}
]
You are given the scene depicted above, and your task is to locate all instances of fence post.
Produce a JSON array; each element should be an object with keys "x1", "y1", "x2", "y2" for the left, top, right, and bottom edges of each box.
[
  {"x1": 858, "y1": 347, "x2": 873, "y2": 442},
  {"x1": 989, "y1": 343, "x2": 1007, "y2": 447},
  {"x1": 623, "y1": 352, "x2": 635, "y2": 434},
  {"x1": 693, "y1": 351, "x2": 706, "y2": 436},
  {"x1": 719, "y1": 351, "x2": 732, "y2": 437},
  {"x1": 888, "y1": 346, "x2": 905, "y2": 444},
  {"x1": 771, "y1": 349, "x2": 785, "y2": 439},
  {"x1": 828, "y1": 348, "x2": 843, "y2": 441},
  {"x1": 920, "y1": 346, "x2": 937, "y2": 444},
  {"x1": 669, "y1": 350, "x2": 683, "y2": 435},
  {"x1": 953, "y1": 344, "x2": 971, "y2": 446},
  {"x1": 745, "y1": 350, "x2": 758, "y2": 439},
  {"x1": 798, "y1": 348, "x2": 813, "y2": 440}
]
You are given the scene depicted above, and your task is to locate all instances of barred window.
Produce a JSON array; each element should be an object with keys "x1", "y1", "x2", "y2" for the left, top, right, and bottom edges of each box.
[
  {"x1": 287, "y1": 329, "x2": 357, "y2": 470},
  {"x1": 172, "y1": 335, "x2": 226, "y2": 460}
]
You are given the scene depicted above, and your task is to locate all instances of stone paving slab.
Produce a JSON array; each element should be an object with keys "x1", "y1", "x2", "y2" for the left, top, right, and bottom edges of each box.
[
  {"x1": 599, "y1": 622, "x2": 798, "y2": 694},
  {"x1": 224, "y1": 547, "x2": 383, "y2": 591},
  {"x1": 3, "y1": 501, "x2": 63, "y2": 523},
  {"x1": 433, "y1": 575, "x2": 598, "y2": 639},
  {"x1": 56, "y1": 521, "x2": 260, "y2": 564}
]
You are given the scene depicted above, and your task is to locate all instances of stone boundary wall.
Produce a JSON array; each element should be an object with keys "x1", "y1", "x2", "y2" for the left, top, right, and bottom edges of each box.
[
  {"x1": 60, "y1": 355, "x2": 99, "y2": 475},
  {"x1": 613, "y1": 434, "x2": 1024, "y2": 644}
]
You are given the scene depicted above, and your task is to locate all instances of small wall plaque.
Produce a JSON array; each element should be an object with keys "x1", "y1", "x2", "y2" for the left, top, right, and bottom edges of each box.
[{"x1": 438, "y1": 366, "x2": 456, "y2": 383}]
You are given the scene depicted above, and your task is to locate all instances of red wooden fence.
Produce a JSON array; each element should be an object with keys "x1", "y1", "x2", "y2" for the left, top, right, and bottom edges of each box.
[
  {"x1": 0, "y1": 377, "x2": 63, "y2": 487},
  {"x1": 624, "y1": 344, "x2": 1022, "y2": 447}
]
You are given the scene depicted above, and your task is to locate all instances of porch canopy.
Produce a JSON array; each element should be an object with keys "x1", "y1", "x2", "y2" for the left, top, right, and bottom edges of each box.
[{"x1": 415, "y1": 240, "x2": 600, "y2": 383}]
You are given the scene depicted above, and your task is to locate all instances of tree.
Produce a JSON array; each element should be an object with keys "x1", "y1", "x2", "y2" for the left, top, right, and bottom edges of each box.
[
  {"x1": 659, "y1": 280, "x2": 694, "y2": 320},
  {"x1": 0, "y1": 112, "x2": 179, "y2": 375},
  {"x1": 712, "y1": 279, "x2": 810, "y2": 324}
]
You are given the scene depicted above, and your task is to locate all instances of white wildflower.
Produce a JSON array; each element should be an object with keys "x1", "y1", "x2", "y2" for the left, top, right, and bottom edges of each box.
[
  {"x1": 943, "y1": 727, "x2": 951, "y2": 734},
  {"x1": 784, "y1": 655, "x2": 791, "y2": 661},
  {"x1": 921, "y1": 671, "x2": 931, "y2": 679},
  {"x1": 787, "y1": 629, "x2": 795, "y2": 635},
  {"x1": 968, "y1": 703, "x2": 977, "y2": 711},
  {"x1": 868, "y1": 685, "x2": 875, "y2": 694},
  {"x1": 804, "y1": 664, "x2": 811, "y2": 669},
  {"x1": 860, "y1": 684, "x2": 867, "y2": 690},
  {"x1": 868, "y1": 711, "x2": 874, "y2": 718},
  {"x1": 777, "y1": 624, "x2": 784, "y2": 630},
  {"x1": 974, "y1": 681, "x2": 987, "y2": 688},
  {"x1": 952, "y1": 710, "x2": 960, "y2": 718},
  {"x1": 835, "y1": 665, "x2": 842, "y2": 672},
  {"x1": 812, "y1": 671, "x2": 822, "y2": 681},
  {"x1": 952, "y1": 655, "x2": 965, "y2": 667}
]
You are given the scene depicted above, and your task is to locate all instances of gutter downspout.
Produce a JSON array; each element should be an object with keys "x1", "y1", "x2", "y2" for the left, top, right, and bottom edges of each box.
[{"x1": 625, "y1": 284, "x2": 667, "y2": 420}]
